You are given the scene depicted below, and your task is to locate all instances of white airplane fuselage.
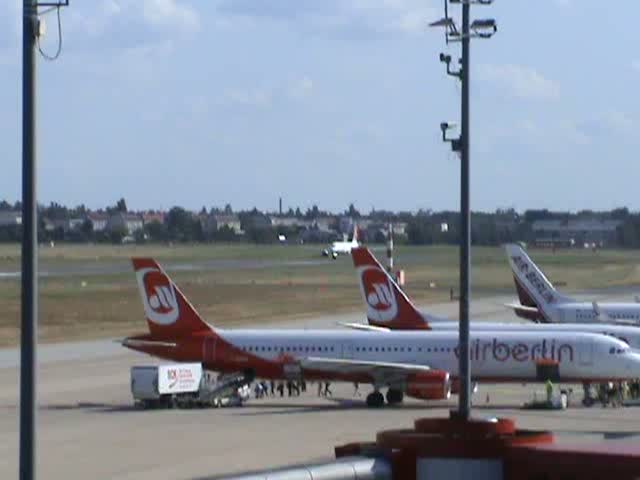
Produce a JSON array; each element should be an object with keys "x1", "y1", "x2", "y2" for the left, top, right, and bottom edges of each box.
[
  {"x1": 544, "y1": 303, "x2": 640, "y2": 325},
  {"x1": 175, "y1": 328, "x2": 639, "y2": 383},
  {"x1": 330, "y1": 240, "x2": 359, "y2": 255}
]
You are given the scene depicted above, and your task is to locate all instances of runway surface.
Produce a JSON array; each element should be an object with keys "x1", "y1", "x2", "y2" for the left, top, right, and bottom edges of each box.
[
  {"x1": 0, "y1": 258, "x2": 328, "y2": 280},
  {"x1": 2, "y1": 295, "x2": 640, "y2": 479}
]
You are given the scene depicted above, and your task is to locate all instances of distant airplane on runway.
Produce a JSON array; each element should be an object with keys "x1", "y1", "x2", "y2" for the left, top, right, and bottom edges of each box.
[
  {"x1": 505, "y1": 244, "x2": 640, "y2": 326},
  {"x1": 322, "y1": 225, "x2": 359, "y2": 259},
  {"x1": 122, "y1": 257, "x2": 640, "y2": 407}
]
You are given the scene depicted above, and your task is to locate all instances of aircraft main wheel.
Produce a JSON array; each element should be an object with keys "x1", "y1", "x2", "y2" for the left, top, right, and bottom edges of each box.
[
  {"x1": 386, "y1": 389, "x2": 404, "y2": 405},
  {"x1": 366, "y1": 391, "x2": 385, "y2": 408}
]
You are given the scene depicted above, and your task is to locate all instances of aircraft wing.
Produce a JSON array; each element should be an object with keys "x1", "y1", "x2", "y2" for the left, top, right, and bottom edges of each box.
[
  {"x1": 299, "y1": 357, "x2": 435, "y2": 385},
  {"x1": 337, "y1": 322, "x2": 391, "y2": 332},
  {"x1": 120, "y1": 338, "x2": 177, "y2": 348}
]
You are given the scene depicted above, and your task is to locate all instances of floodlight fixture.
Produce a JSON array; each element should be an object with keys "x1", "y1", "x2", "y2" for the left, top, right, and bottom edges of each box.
[
  {"x1": 440, "y1": 121, "x2": 461, "y2": 152},
  {"x1": 471, "y1": 18, "x2": 497, "y2": 37},
  {"x1": 450, "y1": 0, "x2": 493, "y2": 4}
]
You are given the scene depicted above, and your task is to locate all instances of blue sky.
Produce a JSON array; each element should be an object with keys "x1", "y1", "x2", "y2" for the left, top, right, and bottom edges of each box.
[{"x1": 1, "y1": 1, "x2": 639, "y2": 213}]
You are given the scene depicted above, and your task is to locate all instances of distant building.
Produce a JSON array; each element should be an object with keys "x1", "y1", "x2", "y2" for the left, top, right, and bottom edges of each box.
[
  {"x1": 0, "y1": 211, "x2": 21, "y2": 226},
  {"x1": 87, "y1": 213, "x2": 109, "y2": 232},
  {"x1": 338, "y1": 216, "x2": 354, "y2": 235},
  {"x1": 109, "y1": 212, "x2": 144, "y2": 234},
  {"x1": 207, "y1": 214, "x2": 243, "y2": 234},
  {"x1": 531, "y1": 219, "x2": 622, "y2": 248},
  {"x1": 68, "y1": 218, "x2": 84, "y2": 231},
  {"x1": 300, "y1": 227, "x2": 337, "y2": 244},
  {"x1": 142, "y1": 212, "x2": 166, "y2": 226},
  {"x1": 244, "y1": 213, "x2": 272, "y2": 230},
  {"x1": 269, "y1": 216, "x2": 311, "y2": 229},
  {"x1": 364, "y1": 221, "x2": 408, "y2": 243},
  {"x1": 42, "y1": 218, "x2": 55, "y2": 232},
  {"x1": 311, "y1": 216, "x2": 335, "y2": 232}
]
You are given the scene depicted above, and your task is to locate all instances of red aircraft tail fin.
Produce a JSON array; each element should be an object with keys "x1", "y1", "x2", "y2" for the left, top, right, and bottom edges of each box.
[
  {"x1": 132, "y1": 258, "x2": 212, "y2": 339},
  {"x1": 351, "y1": 247, "x2": 429, "y2": 330}
]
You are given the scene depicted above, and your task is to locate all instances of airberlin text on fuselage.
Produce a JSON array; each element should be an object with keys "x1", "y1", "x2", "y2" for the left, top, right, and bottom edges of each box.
[{"x1": 462, "y1": 338, "x2": 573, "y2": 363}]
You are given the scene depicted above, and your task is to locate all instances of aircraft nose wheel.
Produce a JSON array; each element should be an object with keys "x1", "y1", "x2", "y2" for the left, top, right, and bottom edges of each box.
[
  {"x1": 366, "y1": 391, "x2": 385, "y2": 408},
  {"x1": 386, "y1": 388, "x2": 404, "y2": 405}
]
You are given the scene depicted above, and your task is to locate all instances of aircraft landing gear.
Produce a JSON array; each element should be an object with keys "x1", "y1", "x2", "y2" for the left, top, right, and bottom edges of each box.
[
  {"x1": 582, "y1": 382, "x2": 594, "y2": 407},
  {"x1": 386, "y1": 388, "x2": 404, "y2": 405},
  {"x1": 366, "y1": 390, "x2": 385, "y2": 408}
]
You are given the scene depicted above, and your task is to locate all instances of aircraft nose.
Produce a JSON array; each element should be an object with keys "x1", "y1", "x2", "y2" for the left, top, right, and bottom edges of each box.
[{"x1": 626, "y1": 353, "x2": 640, "y2": 373}]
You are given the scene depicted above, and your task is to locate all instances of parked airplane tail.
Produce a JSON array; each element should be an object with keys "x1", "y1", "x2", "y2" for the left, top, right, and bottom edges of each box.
[
  {"x1": 132, "y1": 258, "x2": 212, "y2": 339},
  {"x1": 351, "y1": 247, "x2": 430, "y2": 330},
  {"x1": 504, "y1": 244, "x2": 573, "y2": 321}
]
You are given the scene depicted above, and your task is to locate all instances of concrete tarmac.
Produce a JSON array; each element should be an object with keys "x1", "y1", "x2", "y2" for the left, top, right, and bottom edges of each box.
[{"x1": 2, "y1": 296, "x2": 640, "y2": 479}]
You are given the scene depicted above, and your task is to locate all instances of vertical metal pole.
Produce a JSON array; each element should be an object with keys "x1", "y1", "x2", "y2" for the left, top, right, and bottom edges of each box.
[
  {"x1": 458, "y1": 1, "x2": 471, "y2": 421},
  {"x1": 386, "y1": 223, "x2": 394, "y2": 274},
  {"x1": 20, "y1": 1, "x2": 38, "y2": 479}
]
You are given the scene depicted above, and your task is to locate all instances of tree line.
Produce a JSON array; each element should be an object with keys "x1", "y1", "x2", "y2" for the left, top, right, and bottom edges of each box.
[{"x1": 1, "y1": 200, "x2": 639, "y2": 247}]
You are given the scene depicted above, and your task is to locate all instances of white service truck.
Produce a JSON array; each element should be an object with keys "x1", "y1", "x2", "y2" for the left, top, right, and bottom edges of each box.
[{"x1": 130, "y1": 363, "x2": 251, "y2": 409}]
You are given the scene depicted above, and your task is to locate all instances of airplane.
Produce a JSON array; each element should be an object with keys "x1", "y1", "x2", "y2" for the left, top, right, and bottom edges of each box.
[
  {"x1": 322, "y1": 225, "x2": 359, "y2": 259},
  {"x1": 505, "y1": 243, "x2": 640, "y2": 325},
  {"x1": 122, "y1": 257, "x2": 640, "y2": 407},
  {"x1": 348, "y1": 246, "x2": 640, "y2": 349},
  {"x1": 349, "y1": 246, "x2": 640, "y2": 404}
]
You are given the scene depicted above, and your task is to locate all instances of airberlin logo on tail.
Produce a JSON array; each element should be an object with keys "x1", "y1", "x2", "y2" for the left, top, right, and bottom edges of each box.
[
  {"x1": 137, "y1": 267, "x2": 180, "y2": 325},
  {"x1": 359, "y1": 266, "x2": 398, "y2": 322},
  {"x1": 511, "y1": 255, "x2": 555, "y2": 304}
]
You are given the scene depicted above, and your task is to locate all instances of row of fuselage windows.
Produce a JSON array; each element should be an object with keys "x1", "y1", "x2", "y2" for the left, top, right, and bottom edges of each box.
[
  {"x1": 577, "y1": 311, "x2": 640, "y2": 320},
  {"x1": 240, "y1": 345, "x2": 455, "y2": 354}
]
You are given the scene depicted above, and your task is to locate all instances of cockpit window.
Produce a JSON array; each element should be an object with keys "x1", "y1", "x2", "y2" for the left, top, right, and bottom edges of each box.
[{"x1": 609, "y1": 347, "x2": 616, "y2": 354}]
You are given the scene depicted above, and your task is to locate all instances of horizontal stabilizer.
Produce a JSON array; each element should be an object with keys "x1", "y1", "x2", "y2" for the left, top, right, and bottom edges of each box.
[
  {"x1": 337, "y1": 322, "x2": 391, "y2": 332},
  {"x1": 121, "y1": 338, "x2": 177, "y2": 349},
  {"x1": 504, "y1": 302, "x2": 539, "y2": 314}
]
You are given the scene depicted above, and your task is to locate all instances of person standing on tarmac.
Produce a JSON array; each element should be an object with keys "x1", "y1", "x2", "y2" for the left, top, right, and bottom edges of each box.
[
  {"x1": 317, "y1": 382, "x2": 323, "y2": 397},
  {"x1": 353, "y1": 383, "x2": 361, "y2": 397},
  {"x1": 545, "y1": 380, "x2": 553, "y2": 404},
  {"x1": 261, "y1": 380, "x2": 269, "y2": 397},
  {"x1": 324, "y1": 382, "x2": 332, "y2": 397}
]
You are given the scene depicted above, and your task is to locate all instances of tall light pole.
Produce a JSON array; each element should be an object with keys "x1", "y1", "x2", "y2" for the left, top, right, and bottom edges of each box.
[
  {"x1": 21, "y1": 2, "x2": 38, "y2": 478},
  {"x1": 430, "y1": 0, "x2": 496, "y2": 421},
  {"x1": 21, "y1": 2, "x2": 68, "y2": 478}
]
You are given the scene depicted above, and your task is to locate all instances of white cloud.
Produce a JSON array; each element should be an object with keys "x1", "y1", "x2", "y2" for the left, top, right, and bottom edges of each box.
[
  {"x1": 479, "y1": 64, "x2": 560, "y2": 100},
  {"x1": 142, "y1": 0, "x2": 200, "y2": 33},
  {"x1": 289, "y1": 76, "x2": 314, "y2": 99},
  {"x1": 0, "y1": 0, "x2": 20, "y2": 50},
  {"x1": 214, "y1": 0, "x2": 437, "y2": 36},
  {"x1": 576, "y1": 110, "x2": 637, "y2": 139},
  {"x1": 603, "y1": 110, "x2": 635, "y2": 134},
  {"x1": 67, "y1": 0, "x2": 200, "y2": 42},
  {"x1": 222, "y1": 88, "x2": 272, "y2": 107}
]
